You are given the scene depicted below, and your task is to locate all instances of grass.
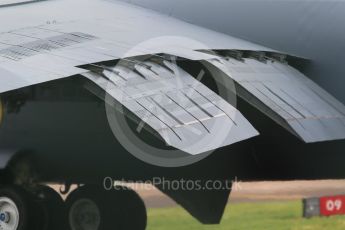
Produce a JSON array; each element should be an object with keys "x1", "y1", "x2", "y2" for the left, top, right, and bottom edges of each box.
[{"x1": 147, "y1": 201, "x2": 345, "y2": 230}]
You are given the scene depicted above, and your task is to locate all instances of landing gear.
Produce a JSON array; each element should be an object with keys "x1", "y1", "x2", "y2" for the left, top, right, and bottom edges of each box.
[
  {"x1": 66, "y1": 186, "x2": 102, "y2": 230},
  {"x1": 0, "y1": 184, "x2": 147, "y2": 230},
  {"x1": 66, "y1": 185, "x2": 147, "y2": 230},
  {"x1": 0, "y1": 186, "x2": 36, "y2": 230},
  {"x1": 0, "y1": 185, "x2": 66, "y2": 230},
  {"x1": 35, "y1": 186, "x2": 65, "y2": 230}
]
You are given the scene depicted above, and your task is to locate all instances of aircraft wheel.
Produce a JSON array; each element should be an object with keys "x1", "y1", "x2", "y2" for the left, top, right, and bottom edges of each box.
[
  {"x1": 66, "y1": 185, "x2": 147, "y2": 230},
  {"x1": 114, "y1": 186, "x2": 147, "y2": 230},
  {"x1": 35, "y1": 186, "x2": 65, "y2": 230},
  {"x1": 0, "y1": 185, "x2": 36, "y2": 230},
  {"x1": 66, "y1": 186, "x2": 106, "y2": 230}
]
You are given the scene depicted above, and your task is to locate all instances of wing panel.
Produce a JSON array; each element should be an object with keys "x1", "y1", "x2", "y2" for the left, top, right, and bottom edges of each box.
[
  {"x1": 207, "y1": 57, "x2": 345, "y2": 142},
  {"x1": 0, "y1": 0, "x2": 278, "y2": 94},
  {"x1": 82, "y1": 58, "x2": 258, "y2": 155}
]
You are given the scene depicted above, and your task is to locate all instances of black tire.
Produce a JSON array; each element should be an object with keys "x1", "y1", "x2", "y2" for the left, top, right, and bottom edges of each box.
[
  {"x1": 66, "y1": 185, "x2": 147, "y2": 230},
  {"x1": 66, "y1": 186, "x2": 113, "y2": 230},
  {"x1": 0, "y1": 185, "x2": 37, "y2": 230},
  {"x1": 35, "y1": 185, "x2": 65, "y2": 230},
  {"x1": 115, "y1": 186, "x2": 147, "y2": 230}
]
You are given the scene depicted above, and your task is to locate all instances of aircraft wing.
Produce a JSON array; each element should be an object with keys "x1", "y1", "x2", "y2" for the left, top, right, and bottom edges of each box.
[
  {"x1": 0, "y1": 0, "x2": 273, "y2": 94},
  {"x1": 0, "y1": 0, "x2": 345, "y2": 151}
]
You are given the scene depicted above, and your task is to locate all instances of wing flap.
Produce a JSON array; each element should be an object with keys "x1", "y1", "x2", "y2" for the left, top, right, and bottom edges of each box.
[
  {"x1": 207, "y1": 56, "x2": 345, "y2": 143},
  {"x1": 82, "y1": 59, "x2": 258, "y2": 155}
]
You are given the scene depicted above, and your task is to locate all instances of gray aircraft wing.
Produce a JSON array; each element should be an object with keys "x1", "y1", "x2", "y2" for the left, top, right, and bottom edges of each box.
[
  {"x1": 0, "y1": 0, "x2": 345, "y2": 153},
  {"x1": 0, "y1": 0, "x2": 265, "y2": 154},
  {"x1": 0, "y1": 0, "x2": 272, "y2": 94}
]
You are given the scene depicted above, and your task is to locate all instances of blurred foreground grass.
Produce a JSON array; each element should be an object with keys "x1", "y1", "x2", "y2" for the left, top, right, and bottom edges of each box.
[{"x1": 147, "y1": 201, "x2": 345, "y2": 230}]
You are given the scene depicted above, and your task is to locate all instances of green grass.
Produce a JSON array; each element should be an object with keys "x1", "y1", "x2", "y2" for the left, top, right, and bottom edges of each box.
[{"x1": 147, "y1": 201, "x2": 345, "y2": 230}]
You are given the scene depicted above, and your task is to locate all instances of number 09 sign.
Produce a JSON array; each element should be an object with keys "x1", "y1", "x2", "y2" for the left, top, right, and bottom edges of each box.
[{"x1": 320, "y1": 196, "x2": 345, "y2": 216}]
